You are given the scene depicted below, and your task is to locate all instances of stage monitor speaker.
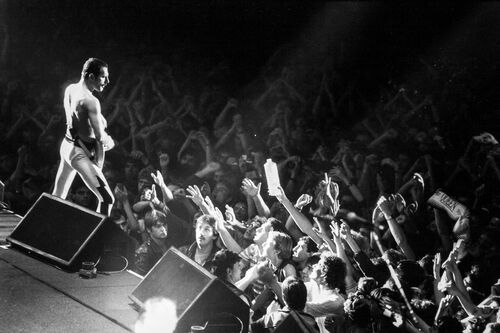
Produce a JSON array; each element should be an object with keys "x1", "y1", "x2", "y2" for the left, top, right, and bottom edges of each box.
[
  {"x1": 7, "y1": 193, "x2": 107, "y2": 269},
  {"x1": 130, "y1": 247, "x2": 250, "y2": 333},
  {"x1": 274, "y1": 310, "x2": 319, "y2": 333}
]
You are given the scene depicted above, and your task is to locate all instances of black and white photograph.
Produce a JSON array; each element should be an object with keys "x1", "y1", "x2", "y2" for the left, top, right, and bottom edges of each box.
[{"x1": 1, "y1": 1, "x2": 500, "y2": 332}]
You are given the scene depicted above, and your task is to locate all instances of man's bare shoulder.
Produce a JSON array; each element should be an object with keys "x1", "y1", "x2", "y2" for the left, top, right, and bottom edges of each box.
[{"x1": 66, "y1": 84, "x2": 99, "y2": 110}]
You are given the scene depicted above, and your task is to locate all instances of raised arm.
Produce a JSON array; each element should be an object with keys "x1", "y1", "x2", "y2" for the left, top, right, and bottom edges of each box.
[
  {"x1": 213, "y1": 207, "x2": 244, "y2": 254},
  {"x1": 274, "y1": 185, "x2": 323, "y2": 245},
  {"x1": 377, "y1": 195, "x2": 415, "y2": 260},
  {"x1": 241, "y1": 178, "x2": 270, "y2": 218}
]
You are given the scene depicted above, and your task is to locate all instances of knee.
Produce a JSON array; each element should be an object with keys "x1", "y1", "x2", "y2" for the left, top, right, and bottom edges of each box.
[{"x1": 96, "y1": 177, "x2": 114, "y2": 205}]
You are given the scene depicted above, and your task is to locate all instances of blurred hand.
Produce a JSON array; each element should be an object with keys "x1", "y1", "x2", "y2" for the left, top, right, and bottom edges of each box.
[
  {"x1": 114, "y1": 184, "x2": 129, "y2": 202},
  {"x1": 204, "y1": 161, "x2": 221, "y2": 173},
  {"x1": 226, "y1": 98, "x2": 238, "y2": 108},
  {"x1": 159, "y1": 153, "x2": 170, "y2": 168},
  {"x1": 340, "y1": 222, "x2": 352, "y2": 240},
  {"x1": 241, "y1": 178, "x2": 260, "y2": 197}
]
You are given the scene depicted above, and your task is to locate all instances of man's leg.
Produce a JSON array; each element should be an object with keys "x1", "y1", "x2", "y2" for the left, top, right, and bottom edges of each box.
[
  {"x1": 71, "y1": 155, "x2": 114, "y2": 215},
  {"x1": 52, "y1": 141, "x2": 77, "y2": 199}
]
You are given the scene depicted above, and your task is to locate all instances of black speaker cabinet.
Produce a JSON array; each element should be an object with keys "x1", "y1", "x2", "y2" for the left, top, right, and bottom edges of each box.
[
  {"x1": 7, "y1": 193, "x2": 107, "y2": 269},
  {"x1": 130, "y1": 247, "x2": 250, "y2": 333}
]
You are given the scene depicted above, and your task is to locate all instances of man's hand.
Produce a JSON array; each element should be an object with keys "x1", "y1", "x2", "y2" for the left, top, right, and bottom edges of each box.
[
  {"x1": 114, "y1": 184, "x2": 129, "y2": 203},
  {"x1": 295, "y1": 194, "x2": 312, "y2": 210},
  {"x1": 273, "y1": 185, "x2": 288, "y2": 203},
  {"x1": 340, "y1": 222, "x2": 352, "y2": 240},
  {"x1": 324, "y1": 174, "x2": 340, "y2": 216},
  {"x1": 241, "y1": 178, "x2": 260, "y2": 197},
  {"x1": 151, "y1": 170, "x2": 165, "y2": 188},
  {"x1": 377, "y1": 196, "x2": 392, "y2": 218},
  {"x1": 213, "y1": 207, "x2": 226, "y2": 233},
  {"x1": 186, "y1": 185, "x2": 204, "y2": 207},
  {"x1": 225, "y1": 204, "x2": 237, "y2": 225}
]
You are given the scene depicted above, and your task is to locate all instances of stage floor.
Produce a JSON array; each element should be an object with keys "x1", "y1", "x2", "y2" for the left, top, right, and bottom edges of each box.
[{"x1": 0, "y1": 246, "x2": 142, "y2": 333}]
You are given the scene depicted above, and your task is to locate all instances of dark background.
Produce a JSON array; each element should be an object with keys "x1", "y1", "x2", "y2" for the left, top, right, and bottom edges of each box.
[{"x1": 3, "y1": 1, "x2": 500, "y2": 131}]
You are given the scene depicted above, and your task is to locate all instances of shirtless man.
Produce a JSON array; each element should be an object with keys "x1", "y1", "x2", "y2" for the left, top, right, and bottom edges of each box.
[{"x1": 52, "y1": 58, "x2": 115, "y2": 215}]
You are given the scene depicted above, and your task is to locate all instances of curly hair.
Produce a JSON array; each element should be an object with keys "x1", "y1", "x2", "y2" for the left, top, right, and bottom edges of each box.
[
  {"x1": 211, "y1": 249, "x2": 241, "y2": 280},
  {"x1": 321, "y1": 255, "x2": 346, "y2": 294}
]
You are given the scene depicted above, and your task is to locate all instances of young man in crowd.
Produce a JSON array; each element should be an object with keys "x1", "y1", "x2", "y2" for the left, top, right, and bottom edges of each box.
[
  {"x1": 182, "y1": 214, "x2": 220, "y2": 271},
  {"x1": 133, "y1": 209, "x2": 171, "y2": 276}
]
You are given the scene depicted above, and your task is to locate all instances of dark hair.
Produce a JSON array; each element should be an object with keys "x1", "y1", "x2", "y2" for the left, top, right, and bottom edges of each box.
[
  {"x1": 396, "y1": 260, "x2": 426, "y2": 288},
  {"x1": 305, "y1": 253, "x2": 321, "y2": 268},
  {"x1": 211, "y1": 249, "x2": 241, "y2": 280},
  {"x1": 282, "y1": 276, "x2": 307, "y2": 310},
  {"x1": 383, "y1": 249, "x2": 406, "y2": 266},
  {"x1": 81, "y1": 58, "x2": 108, "y2": 79},
  {"x1": 344, "y1": 294, "x2": 373, "y2": 329},
  {"x1": 322, "y1": 255, "x2": 347, "y2": 294},
  {"x1": 196, "y1": 215, "x2": 219, "y2": 238},
  {"x1": 144, "y1": 209, "x2": 167, "y2": 231},
  {"x1": 267, "y1": 217, "x2": 288, "y2": 235},
  {"x1": 300, "y1": 236, "x2": 319, "y2": 253}
]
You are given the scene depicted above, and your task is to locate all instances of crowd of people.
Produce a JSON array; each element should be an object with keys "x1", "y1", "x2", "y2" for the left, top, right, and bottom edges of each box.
[{"x1": 1, "y1": 43, "x2": 500, "y2": 332}]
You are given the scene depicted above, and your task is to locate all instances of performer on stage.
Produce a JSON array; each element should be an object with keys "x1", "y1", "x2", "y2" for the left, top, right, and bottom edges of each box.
[{"x1": 52, "y1": 58, "x2": 115, "y2": 215}]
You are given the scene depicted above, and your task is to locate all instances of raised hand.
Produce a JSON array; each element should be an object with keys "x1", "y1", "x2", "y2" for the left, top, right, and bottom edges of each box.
[
  {"x1": 339, "y1": 222, "x2": 352, "y2": 240},
  {"x1": 329, "y1": 221, "x2": 340, "y2": 239},
  {"x1": 295, "y1": 194, "x2": 313, "y2": 210},
  {"x1": 114, "y1": 184, "x2": 129, "y2": 202},
  {"x1": 225, "y1": 204, "x2": 237, "y2": 224},
  {"x1": 150, "y1": 185, "x2": 161, "y2": 206},
  {"x1": 328, "y1": 166, "x2": 346, "y2": 182},
  {"x1": 213, "y1": 207, "x2": 226, "y2": 232},
  {"x1": 324, "y1": 173, "x2": 340, "y2": 216},
  {"x1": 273, "y1": 185, "x2": 288, "y2": 203},
  {"x1": 412, "y1": 172, "x2": 425, "y2": 190},
  {"x1": 241, "y1": 178, "x2": 260, "y2": 197},
  {"x1": 377, "y1": 196, "x2": 392, "y2": 217},
  {"x1": 131, "y1": 150, "x2": 146, "y2": 162},
  {"x1": 204, "y1": 196, "x2": 216, "y2": 215},
  {"x1": 200, "y1": 182, "x2": 211, "y2": 198},
  {"x1": 186, "y1": 185, "x2": 204, "y2": 207},
  {"x1": 151, "y1": 170, "x2": 165, "y2": 187}
]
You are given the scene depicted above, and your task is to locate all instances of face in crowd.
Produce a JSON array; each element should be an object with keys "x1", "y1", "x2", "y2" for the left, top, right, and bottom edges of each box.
[{"x1": 195, "y1": 217, "x2": 218, "y2": 248}]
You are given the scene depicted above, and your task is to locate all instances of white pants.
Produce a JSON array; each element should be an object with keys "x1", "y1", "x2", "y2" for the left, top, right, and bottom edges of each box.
[{"x1": 52, "y1": 138, "x2": 114, "y2": 215}]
